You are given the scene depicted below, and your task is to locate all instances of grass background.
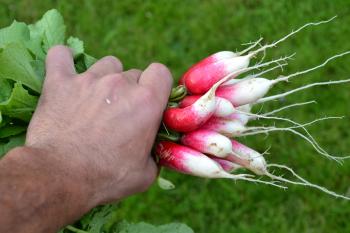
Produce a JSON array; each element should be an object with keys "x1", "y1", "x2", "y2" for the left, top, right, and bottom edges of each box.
[{"x1": 1, "y1": 0, "x2": 350, "y2": 232}]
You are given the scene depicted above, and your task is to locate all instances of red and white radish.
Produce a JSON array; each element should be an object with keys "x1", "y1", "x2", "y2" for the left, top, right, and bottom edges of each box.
[
  {"x1": 178, "y1": 51, "x2": 238, "y2": 85},
  {"x1": 181, "y1": 129, "x2": 237, "y2": 159},
  {"x1": 179, "y1": 95, "x2": 235, "y2": 117},
  {"x1": 210, "y1": 157, "x2": 242, "y2": 173},
  {"x1": 163, "y1": 57, "x2": 284, "y2": 132},
  {"x1": 181, "y1": 17, "x2": 335, "y2": 94},
  {"x1": 156, "y1": 141, "x2": 285, "y2": 188},
  {"x1": 201, "y1": 117, "x2": 246, "y2": 137},
  {"x1": 155, "y1": 141, "x2": 249, "y2": 179}
]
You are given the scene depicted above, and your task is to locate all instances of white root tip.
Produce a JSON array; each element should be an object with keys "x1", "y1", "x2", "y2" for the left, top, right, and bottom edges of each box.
[
  {"x1": 237, "y1": 176, "x2": 288, "y2": 189},
  {"x1": 262, "y1": 101, "x2": 317, "y2": 116},
  {"x1": 249, "y1": 16, "x2": 337, "y2": 57},
  {"x1": 257, "y1": 78, "x2": 350, "y2": 104},
  {"x1": 267, "y1": 164, "x2": 350, "y2": 200},
  {"x1": 241, "y1": 110, "x2": 341, "y2": 160},
  {"x1": 238, "y1": 37, "x2": 263, "y2": 55},
  {"x1": 272, "y1": 50, "x2": 350, "y2": 84},
  {"x1": 239, "y1": 124, "x2": 349, "y2": 163}
]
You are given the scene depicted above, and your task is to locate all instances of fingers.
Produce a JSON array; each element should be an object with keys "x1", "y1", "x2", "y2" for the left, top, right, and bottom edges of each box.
[
  {"x1": 122, "y1": 69, "x2": 142, "y2": 83},
  {"x1": 86, "y1": 56, "x2": 123, "y2": 77},
  {"x1": 46, "y1": 45, "x2": 76, "y2": 78},
  {"x1": 139, "y1": 63, "x2": 173, "y2": 106}
]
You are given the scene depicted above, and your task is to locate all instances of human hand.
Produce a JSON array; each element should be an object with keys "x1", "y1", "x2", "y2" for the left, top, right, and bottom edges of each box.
[{"x1": 26, "y1": 45, "x2": 172, "y2": 204}]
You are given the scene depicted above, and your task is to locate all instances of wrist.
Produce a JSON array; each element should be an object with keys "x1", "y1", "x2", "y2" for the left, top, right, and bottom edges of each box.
[{"x1": 7, "y1": 146, "x2": 99, "y2": 221}]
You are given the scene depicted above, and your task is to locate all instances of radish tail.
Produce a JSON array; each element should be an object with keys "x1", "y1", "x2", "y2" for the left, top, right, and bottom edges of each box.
[
  {"x1": 257, "y1": 78, "x2": 350, "y2": 104},
  {"x1": 262, "y1": 101, "x2": 317, "y2": 116},
  {"x1": 267, "y1": 164, "x2": 350, "y2": 200},
  {"x1": 248, "y1": 16, "x2": 337, "y2": 57},
  {"x1": 271, "y1": 50, "x2": 350, "y2": 84}
]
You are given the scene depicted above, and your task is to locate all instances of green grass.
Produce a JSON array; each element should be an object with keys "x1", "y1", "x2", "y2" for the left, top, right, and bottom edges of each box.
[{"x1": 1, "y1": 0, "x2": 350, "y2": 232}]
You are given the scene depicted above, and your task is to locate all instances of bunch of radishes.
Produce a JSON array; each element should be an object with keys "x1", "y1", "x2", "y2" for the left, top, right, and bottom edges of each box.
[{"x1": 154, "y1": 17, "x2": 350, "y2": 199}]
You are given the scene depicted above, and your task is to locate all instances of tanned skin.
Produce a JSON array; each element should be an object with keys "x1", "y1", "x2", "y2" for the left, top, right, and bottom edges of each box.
[{"x1": 0, "y1": 45, "x2": 172, "y2": 233}]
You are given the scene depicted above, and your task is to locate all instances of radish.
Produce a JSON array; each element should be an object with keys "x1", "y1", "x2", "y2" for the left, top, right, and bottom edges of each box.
[
  {"x1": 209, "y1": 157, "x2": 242, "y2": 172},
  {"x1": 217, "y1": 51, "x2": 350, "y2": 107},
  {"x1": 179, "y1": 95, "x2": 235, "y2": 117},
  {"x1": 181, "y1": 129, "x2": 262, "y2": 166},
  {"x1": 216, "y1": 77, "x2": 272, "y2": 106},
  {"x1": 224, "y1": 112, "x2": 250, "y2": 125},
  {"x1": 181, "y1": 129, "x2": 237, "y2": 159},
  {"x1": 178, "y1": 39, "x2": 264, "y2": 85},
  {"x1": 182, "y1": 17, "x2": 335, "y2": 94},
  {"x1": 163, "y1": 56, "x2": 287, "y2": 132},
  {"x1": 183, "y1": 54, "x2": 252, "y2": 94},
  {"x1": 224, "y1": 104, "x2": 253, "y2": 125},
  {"x1": 155, "y1": 141, "x2": 250, "y2": 179},
  {"x1": 155, "y1": 141, "x2": 285, "y2": 188},
  {"x1": 178, "y1": 95, "x2": 200, "y2": 108},
  {"x1": 229, "y1": 140, "x2": 350, "y2": 199},
  {"x1": 201, "y1": 117, "x2": 247, "y2": 137},
  {"x1": 178, "y1": 51, "x2": 238, "y2": 85},
  {"x1": 230, "y1": 139, "x2": 268, "y2": 175},
  {"x1": 162, "y1": 82, "x2": 218, "y2": 132}
]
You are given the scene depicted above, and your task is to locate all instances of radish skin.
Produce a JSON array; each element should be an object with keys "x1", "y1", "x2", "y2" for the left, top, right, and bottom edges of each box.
[
  {"x1": 216, "y1": 77, "x2": 272, "y2": 106},
  {"x1": 230, "y1": 139, "x2": 268, "y2": 175},
  {"x1": 210, "y1": 157, "x2": 242, "y2": 172},
  {"x1": 155, "y1": 141, "x2": 249, "y2": 179},
  {"x1": 156, "y1": 141, "x2": 286, "y2": 188},
  {"x1": 179, "y1": 95, "x2": 235, "y2": 117},
  {"x1": 179, "y1": 51, "x2": 237, "y2": 85},
  {"x1": 201, "y1": 117, "x2": 247, "y2": 137},
  {"x1": 181, "y1": 129, "x2": 235, "y2": 159},
  {"x1": 183, "y1": 55, "x2": 251, "y2": 94},
  {"x1": 163, "y1": 85, "x2": 218, "y2": 132}
]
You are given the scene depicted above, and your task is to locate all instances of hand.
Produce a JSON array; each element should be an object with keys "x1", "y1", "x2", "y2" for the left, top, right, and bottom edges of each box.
[{"x1": 26, "y1": 45, "x2": 172, "y2": 204}]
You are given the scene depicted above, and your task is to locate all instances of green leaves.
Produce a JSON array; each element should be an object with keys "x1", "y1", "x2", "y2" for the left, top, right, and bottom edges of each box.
[
  {"x1": 69, "y1": 204, "x2": 194, "y2": 233},
  {"x1": 0, "y1": 21, "x2": 30, "y2": 46},
  {"x1": 29, "y1": 9, "x2": 66, "y2": 52},
  {"x1": 0, "y1": 79, "x2": 12, "y2": 102},
  {"x1": 0, "y1": 82, "x2": 38, "y2": 122},
  {"x1": 67, "y1": 36, "x2": 84, "y2": 58},
  {"x1": 114, "y1": 222, "x2": 194, "y2": 233},
  {"x1": 0, "y1": 43, "x2": 43, "y2": 92},
  {"x1": 0, "y1": 134, "x2": 25, "y2": 158}
]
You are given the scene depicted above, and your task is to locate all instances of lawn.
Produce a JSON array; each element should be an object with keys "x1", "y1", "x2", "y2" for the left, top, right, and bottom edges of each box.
[{"x1": 1, "y1": 0, "x2": 350, "y2": 232}]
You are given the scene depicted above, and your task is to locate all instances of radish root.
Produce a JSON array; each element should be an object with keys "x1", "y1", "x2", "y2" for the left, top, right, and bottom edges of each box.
[{"x1": 267, "y1": 164, "x2": 350, "y2": 200}]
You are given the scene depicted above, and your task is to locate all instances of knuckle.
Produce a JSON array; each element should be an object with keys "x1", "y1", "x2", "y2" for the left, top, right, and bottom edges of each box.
[
  {"x1": 102, "y1": 73, "x2": 127, "y2": 86},
  {"x1": 128, "y1": 68, "x2": 142, "y2": 75},
  {"x1": 149, "y1": 62, "x2": 168, "y2": 72},
  {"x1": 103, "y1": 56, "x2": 123, "y2": 70},
  {"x1": 48, "y1": 45, "x2": 71, "y2": 55},
  {"x1": 81, "y1": 72, "x2": 98, "y2": 80}
]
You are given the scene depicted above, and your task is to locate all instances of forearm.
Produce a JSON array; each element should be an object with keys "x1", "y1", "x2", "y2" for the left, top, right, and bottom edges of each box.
[{"x1": 0, "y1": 146, "x2": 95, "y2": 233}]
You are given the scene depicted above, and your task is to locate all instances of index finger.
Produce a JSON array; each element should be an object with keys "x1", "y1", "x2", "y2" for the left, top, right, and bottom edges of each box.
[
  {"x1": 46, "y1": 45, "x2": 76, "y2": 78},
  {"x1": 138, "y1": 63, "x2": 173, "y2": 106}
]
